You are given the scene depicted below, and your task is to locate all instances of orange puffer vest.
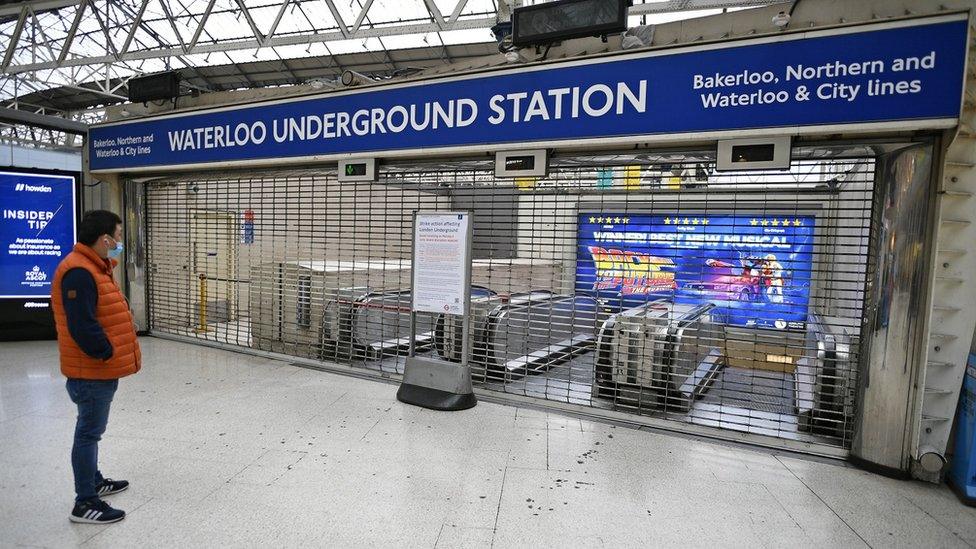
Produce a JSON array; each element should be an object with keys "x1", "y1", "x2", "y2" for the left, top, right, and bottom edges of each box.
[{"x1": 50, "y1": 243, "x2": 141, "y2": 380}]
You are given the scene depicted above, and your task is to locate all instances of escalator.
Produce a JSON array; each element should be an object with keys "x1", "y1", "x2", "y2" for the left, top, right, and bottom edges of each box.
[
  {"x1": 593, "y1": 301, "x2": 724, "y2": 410},
  {"x1": 322, "y1": 286, "x2": 496, "y2": 360}
]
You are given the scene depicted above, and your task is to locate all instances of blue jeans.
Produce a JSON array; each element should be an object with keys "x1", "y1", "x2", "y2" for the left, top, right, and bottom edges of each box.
[{"x1": 65, "y1": 378, "x2": 118, "y2": 503}]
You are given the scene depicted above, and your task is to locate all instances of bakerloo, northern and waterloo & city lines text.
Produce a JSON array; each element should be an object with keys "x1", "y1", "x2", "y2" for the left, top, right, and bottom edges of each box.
[{"x1": 693, "y1": 54, "x2": 936, "y2": 108}]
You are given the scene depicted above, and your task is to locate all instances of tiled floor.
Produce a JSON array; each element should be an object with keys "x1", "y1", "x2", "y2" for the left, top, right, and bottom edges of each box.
[{"x1": 1, "y1": 337, "x2": 974, "y2": 548}]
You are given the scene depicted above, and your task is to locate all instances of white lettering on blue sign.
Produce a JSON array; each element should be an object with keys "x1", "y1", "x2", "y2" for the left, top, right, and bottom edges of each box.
[{"x1": 89, "y1": 17, "x2": 968, "y2": 171}]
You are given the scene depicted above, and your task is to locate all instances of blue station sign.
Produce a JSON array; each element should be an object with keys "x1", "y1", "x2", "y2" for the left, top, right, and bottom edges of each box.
[{"x1": 89, "y1": 15, "x2": 969, "y2": 172}]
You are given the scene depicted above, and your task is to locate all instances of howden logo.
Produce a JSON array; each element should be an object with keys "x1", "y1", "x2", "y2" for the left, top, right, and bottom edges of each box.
[{"x1": 13, "y1": 183, "x2": 52, "y2": 193}]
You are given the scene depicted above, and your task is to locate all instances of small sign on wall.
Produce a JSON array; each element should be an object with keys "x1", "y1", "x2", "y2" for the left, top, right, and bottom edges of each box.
[
  {"x1": 338, "y1": 158, "x2": 377, "y2": 182},
  {"x1": 495, "y1": 150, "x2": 548, "y2": 178}
]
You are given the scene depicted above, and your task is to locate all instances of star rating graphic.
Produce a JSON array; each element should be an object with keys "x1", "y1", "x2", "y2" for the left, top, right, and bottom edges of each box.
[
  {"x1": 590, "y1": 216, "x2": 632, "y2": 225},
  {"x1": 588, "y1": 215, "x2": 802, "y2": 227},
  {"x1": 663, "y1": 217, "x2": 711, "y2": 225},
  {"x1": 750, "y1": 218, "x2": 804, "y2": 227}
]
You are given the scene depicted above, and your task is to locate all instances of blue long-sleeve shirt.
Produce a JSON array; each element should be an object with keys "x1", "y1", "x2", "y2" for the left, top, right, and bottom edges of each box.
[{"x1": 61, "y1": 268, "x2": 113, "y2": 360}]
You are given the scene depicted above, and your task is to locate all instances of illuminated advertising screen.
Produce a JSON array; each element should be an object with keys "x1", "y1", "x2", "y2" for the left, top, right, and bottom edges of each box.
[
  {"x1": 0, "y1": 171, "x2": 77, "y2": 299},
  {"x1": 575, "y1": 213, "x2": 815, "y2": 330}
]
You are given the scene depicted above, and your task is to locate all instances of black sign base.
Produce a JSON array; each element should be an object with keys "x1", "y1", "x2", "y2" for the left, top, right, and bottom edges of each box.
[{"x1": 396, "y1": 383, "x2": 477, "y2": 411}]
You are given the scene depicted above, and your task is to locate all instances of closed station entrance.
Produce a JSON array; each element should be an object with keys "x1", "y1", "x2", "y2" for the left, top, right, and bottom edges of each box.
[
  {"x1": 90, "y1": 12, "x2": 973, "y2": 470},
  {"x1": 143, "y1": 149, "x2": 876, "y2": 454}
]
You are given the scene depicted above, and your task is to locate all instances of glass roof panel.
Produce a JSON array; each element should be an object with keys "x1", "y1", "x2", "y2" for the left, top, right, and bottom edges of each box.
[{"x1": 0, "y1": 0, "x2": 772, "y2": 122}]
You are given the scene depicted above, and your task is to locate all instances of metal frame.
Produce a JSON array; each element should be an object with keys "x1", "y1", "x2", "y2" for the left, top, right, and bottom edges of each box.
[
  {"x1": 1, "y1": 0, "x2": 783, "y2": 73},
  {"x1": 0, "y1": 0, "x2": 785, "y2": 147}
]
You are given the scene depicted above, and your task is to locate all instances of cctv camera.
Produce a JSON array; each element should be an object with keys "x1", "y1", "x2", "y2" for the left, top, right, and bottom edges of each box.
[
  {"x1": 772, "y1": 11, "x2": 791, "y2": 29},
  {"x1": 340, "y1": 70, "x2": 373, "y2": 87}
]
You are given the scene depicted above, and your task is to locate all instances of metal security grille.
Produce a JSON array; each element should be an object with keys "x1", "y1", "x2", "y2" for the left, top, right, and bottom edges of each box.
[{"x1": 144, "y1": 151, "x2": 875, "y2": 450}]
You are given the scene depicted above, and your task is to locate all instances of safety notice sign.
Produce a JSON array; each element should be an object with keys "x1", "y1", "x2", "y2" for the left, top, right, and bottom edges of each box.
[{"x1": 412, "y1": 212, "x2": 470, "y2": 315}]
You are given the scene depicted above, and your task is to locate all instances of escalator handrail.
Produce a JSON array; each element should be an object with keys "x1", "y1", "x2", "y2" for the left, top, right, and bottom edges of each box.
[
  {"x1": 660, "y1": 302, "x2": 718, "y2": 384},
  {"x1": 669, "y1": 302, "x2": 717, "y2": 333},
  {"x1": 483, "y1": 292, "x2": 565, "y2": 370},
  {"x1": 593, "y1": 298, "x2": 671, "y2": 387},
  {"x1": 594, "y1": 298, "x2": 672, "y2": 364}
]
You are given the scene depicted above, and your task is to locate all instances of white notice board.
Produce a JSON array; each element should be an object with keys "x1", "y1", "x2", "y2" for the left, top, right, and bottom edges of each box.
[{"x1": 412, "y1": 212, "x2": 471, "y2": 315}]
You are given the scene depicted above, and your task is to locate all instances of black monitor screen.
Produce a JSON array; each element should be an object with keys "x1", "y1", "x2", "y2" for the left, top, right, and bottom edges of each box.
[
  {"x1": 344, "y1": 163, "x2": 368, "y2": 176},
  {"x1": 513, "y1": 0, "x2": 628, "y2": 47}
]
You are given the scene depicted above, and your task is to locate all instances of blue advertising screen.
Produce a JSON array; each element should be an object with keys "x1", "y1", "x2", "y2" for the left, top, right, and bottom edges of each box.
[
  {"x1": 89, "y1": 17, "x2": 968, "y2": 171},
  {"x1": 575, "y1": 214, "x2": 815, "y2": 330},
  {"x1": 0, "y1": 171, "x2": 76, "y2": 299}
]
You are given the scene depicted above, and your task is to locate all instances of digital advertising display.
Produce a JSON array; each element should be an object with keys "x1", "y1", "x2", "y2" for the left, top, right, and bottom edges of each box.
[
  {"x1": 575, "y1": 213, "x2": 815, "y2": 330},
  {"x1": 0, "y1": 170, "x2": 77, "y2": 299}
]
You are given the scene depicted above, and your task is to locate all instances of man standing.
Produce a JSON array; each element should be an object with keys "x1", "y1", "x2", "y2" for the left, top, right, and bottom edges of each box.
[{"x1": 50, "y1": 210, "x2": 141, "y2": 524}]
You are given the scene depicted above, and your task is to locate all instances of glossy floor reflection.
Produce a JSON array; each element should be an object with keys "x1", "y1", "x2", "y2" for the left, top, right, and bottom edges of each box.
[{"x1": 1, "y1": 338, "x2": 974, "y2": 548}]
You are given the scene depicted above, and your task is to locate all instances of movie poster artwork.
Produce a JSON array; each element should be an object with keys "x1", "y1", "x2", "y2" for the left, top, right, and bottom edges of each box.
[{"x1": 575, "y1": 214, "x2": 815, "y2": 330}]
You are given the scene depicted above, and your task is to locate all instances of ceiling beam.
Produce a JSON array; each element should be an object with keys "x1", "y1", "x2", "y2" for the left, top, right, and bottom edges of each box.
[
  {"x1": 120, "y1": 0, "x2": 150, "y2": 56},
  {"x1": 448, "y1": 0, "x2": 471, "y2": 24},
  {"x1": 159, "y1": 0, "x2": 189, "y2": 53},
  {"x1": 233, "y1": 0, "x2": 265, "y2": 46},
  {"x1": 1, "y1": 6, "x2": 29, "y2": 71},
  {"x1": 629, "y1": 0, "x2": 775, "y2": 14},
  {"x1": 187, "y1": 0, "x2": 216, "y2": 50},
  {"x1": 8, "y1": 16, "x2": 498, "y2": 73},
  {"x1": 321, "y1": 0, "x2": 350, "y2": 39},
  {"x1": 0, "y1": 106, "x2": 88, "y2": 134},
  {"x1": 265, "y1": 0, "x2": 293, "y2": 43},
  {"x1": 58, "y1": 82, "x2": 128, "y2": 101},
  {"x1": 0, "y1": 0, "x2": 79, "y2": 19},
  {"x1": 56, "y1": 0, "x2": 87, "y2": 64},
  {"x1": 350, "y1": 0, "x2": 375, "y2": 35},
  {"x1": 421, "y1": 0, "x2": 446, "y2": 30},
  {"x1": 4, "y1": 0, "x2": 784, "y2": 74}
]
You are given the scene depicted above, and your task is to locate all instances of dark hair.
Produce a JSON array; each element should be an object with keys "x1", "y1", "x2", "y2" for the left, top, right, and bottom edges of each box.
[{"x1": 78, "y1": 210, "x2": 122, "y2": 246}]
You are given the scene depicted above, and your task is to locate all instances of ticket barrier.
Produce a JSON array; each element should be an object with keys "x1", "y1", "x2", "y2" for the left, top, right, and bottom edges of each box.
[{"x1": 593, "y1": 301, "x2": 724, "y2": 411}]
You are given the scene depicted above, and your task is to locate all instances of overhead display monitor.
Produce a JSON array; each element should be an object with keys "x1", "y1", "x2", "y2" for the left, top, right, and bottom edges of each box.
[
  {"x1": 512, "y1": 0, "x2": 629, "y2": 47},
  {"x1": 575, "y1": 213, "x2": 815, "y2": 331},
  {"x1": 0, "y1": 170, "x2": 77, "y2": 299}
]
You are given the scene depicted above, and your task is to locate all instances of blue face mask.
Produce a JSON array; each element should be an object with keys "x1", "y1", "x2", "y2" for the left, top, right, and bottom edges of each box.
[{"x1": 107, "y1": 238, "x2": 124, "y2": 258}]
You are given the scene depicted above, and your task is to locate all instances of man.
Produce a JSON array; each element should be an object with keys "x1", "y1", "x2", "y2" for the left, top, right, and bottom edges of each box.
[
  {"x1": 762, "y1": 253, "x2": 786, "y2": 304},
  {"x1": 50, "y1": 210, "x2": 141, "y2": 524}
]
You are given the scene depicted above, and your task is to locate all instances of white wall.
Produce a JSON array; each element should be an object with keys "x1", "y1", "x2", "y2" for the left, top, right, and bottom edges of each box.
[{"x1": 1, "y1": 142, "x2": 81, "y2": 172}]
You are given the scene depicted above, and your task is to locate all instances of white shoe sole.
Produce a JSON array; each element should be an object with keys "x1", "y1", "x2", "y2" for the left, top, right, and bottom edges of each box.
[{"x1": 69, "y1": 513, "x2": 125, "y2": 524}]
